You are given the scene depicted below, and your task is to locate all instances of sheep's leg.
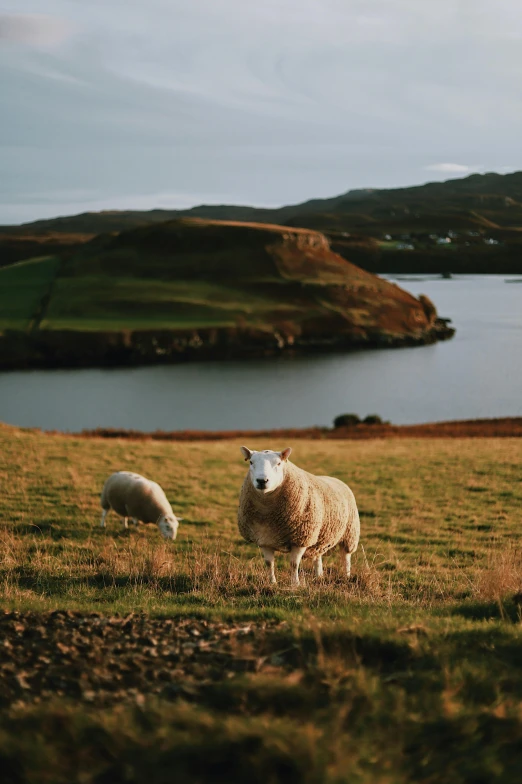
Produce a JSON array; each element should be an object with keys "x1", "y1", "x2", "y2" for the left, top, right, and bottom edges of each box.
[
  {"x1": 341, "y1": 551, "x2": 352, "y2": 577},
  {"x1": 314, "y1": 555, "x2": 323, "y2": 578},
  {"x1": 122, "y1": 517, "x2": 129, "y2": 529},
  {"x1": 100, "y1": 509, "x2": 108, "y2": 528},
  {"x1": 261, "y1": 547, "x2": 276, "y2": 584},
  {"x1": 289, "y1": 546, "x2": 307, "y2": 586}
]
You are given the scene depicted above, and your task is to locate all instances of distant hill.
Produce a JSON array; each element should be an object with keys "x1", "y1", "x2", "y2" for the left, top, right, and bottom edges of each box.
[
  {"x1": 5, "y1": 171, "x2": 522, "y2": 234},
  {"x1": 0, "y1": 218, "x2": 453, "y2": 369},
  {"x1": 2, "y1": 172, "x2": 522, "y2": 273}
]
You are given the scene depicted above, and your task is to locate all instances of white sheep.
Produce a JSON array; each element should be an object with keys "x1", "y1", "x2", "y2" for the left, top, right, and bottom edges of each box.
[
  {"x1": 100, "y1": 471, "x2": 180, "y2": 540},
  {"x1": 237, "y1": 447, "x2": 360, "y2": 585}
]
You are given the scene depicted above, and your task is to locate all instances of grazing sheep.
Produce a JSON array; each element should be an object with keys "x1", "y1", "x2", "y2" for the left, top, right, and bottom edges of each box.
[
  {"x1": 237, "y1": 447, "x2": 359, "y2": 585},
  {"x1": 100, "y1": 471, "x2": 179, "y2": 540}
]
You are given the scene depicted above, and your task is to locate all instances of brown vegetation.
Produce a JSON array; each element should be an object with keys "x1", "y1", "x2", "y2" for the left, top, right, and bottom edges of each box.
[{"x1": 75, "y1": 417, "x2": 522, "y2": 442}]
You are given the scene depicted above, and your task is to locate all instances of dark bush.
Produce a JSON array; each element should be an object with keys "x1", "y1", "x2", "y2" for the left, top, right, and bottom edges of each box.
[
  {"x1": 333, "y1": 414, "x2": 361, "y2": 429},
  {"x1": 363, "y1": 414, "x2": 385, "y2": 425}
]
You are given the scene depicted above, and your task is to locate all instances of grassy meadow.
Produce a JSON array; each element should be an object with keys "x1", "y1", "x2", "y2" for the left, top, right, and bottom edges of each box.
[
  {"x1": 0, "y1": 424, "x2": 522, "y2": 782},
  {"x1": 0, "y1": 256, "x2": 60, "y2": 331}
]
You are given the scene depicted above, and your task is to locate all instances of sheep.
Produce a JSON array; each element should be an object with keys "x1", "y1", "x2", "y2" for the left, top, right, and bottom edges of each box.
[
  {"x1": 237, "y1": 447, "x2": 360, "y2": 585},
  {"x1": 100, "y1": 471, "x2": 179, "y2": 540}
]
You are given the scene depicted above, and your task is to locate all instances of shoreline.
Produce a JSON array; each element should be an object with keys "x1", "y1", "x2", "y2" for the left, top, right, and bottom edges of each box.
[
  {"x1": 0, "y1": 318, "x2": 454, "y2": 371},
  {"x1": 7, "y1": 416, "x2": 520, "y2": 440}
]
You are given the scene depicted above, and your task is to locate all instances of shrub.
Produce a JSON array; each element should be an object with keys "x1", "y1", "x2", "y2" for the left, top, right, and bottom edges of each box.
[
  {"x1": 333, "y1": 414, "x2": 361, "y2": 429},
  {"x1": 363, "y1": 415, "x2": 386, "y2": 425}
]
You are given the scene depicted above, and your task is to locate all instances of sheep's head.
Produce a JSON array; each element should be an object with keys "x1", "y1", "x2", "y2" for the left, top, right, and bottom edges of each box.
[
  {"x1": 240, "y1": 446, "x2": 292, "y2": 493},
  {"x1": 158, "y1": 514, "x2": 178, "y2": 540}
]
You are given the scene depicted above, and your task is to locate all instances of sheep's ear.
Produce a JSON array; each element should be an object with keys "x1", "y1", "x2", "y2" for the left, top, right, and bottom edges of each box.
[
  {"x1": 240, "y1": 446, "x2": 253, "y2": 462},
  {"x1": 280, "y1": 447, "x2": 292, "y2": 462}
]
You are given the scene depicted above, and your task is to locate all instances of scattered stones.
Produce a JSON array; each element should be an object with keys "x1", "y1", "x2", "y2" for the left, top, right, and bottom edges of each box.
[{"x1": 0, "y1": 611, "x2": 287, "y2": 708}]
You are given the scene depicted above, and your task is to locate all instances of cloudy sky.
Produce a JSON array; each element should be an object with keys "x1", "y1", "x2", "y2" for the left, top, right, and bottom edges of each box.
[{"x1": 1, "y1": 1, "x2": 521, "y2": 224}]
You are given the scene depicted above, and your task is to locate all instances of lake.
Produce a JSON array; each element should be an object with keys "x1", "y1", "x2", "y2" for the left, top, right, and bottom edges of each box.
[{"x1": 0, "y1": 275, "x2": 521, "y2": 432}]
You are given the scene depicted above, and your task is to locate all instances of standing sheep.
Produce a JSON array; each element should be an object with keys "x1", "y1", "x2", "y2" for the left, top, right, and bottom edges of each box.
[
  {"x1": 100, "y1": 471, "x2": 180, "y2": 540},
  {"x1": 237, "y1": 447, "x2": 360, "y2": 585}
]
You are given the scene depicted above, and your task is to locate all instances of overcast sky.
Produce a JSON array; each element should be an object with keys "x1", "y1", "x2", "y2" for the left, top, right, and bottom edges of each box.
[{"x1": 1, "y1": 0, "x2": 521, "y2": 224}]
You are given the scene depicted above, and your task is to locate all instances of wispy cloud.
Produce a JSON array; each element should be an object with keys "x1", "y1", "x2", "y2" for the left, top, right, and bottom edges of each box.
[
  {"x1": 1, "y1": 1, "x2": 522, "y2": 223},
  {"x1": 424, "y1": 163, "x2": 481, "y2": 174},
  {"x1": 0, "y1": 13, "x2": 74, "y2": 48}
]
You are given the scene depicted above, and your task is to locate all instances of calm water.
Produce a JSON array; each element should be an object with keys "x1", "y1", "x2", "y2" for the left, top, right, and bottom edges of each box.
[{"x1": 0, "y1": 275, "x2": 521, "y2": 432}]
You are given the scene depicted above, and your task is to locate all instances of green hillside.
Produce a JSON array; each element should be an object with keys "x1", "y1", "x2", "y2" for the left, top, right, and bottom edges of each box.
[
  {"x1": 0, "y1": 219, "x2": 453, "y2": 369},
  {"x1": 0, "y1": 256, "x2": 60, "y2": 330}
]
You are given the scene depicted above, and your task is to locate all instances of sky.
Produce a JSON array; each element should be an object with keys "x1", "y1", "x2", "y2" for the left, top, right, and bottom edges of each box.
[{"x1": 1, "y1": 0, "x2": 521, "y2": 224}]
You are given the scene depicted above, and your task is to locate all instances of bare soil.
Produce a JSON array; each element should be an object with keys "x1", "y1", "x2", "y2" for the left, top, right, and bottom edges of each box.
[{"x1": 0, "y1": 611, "x2": 289, "y2": 709}]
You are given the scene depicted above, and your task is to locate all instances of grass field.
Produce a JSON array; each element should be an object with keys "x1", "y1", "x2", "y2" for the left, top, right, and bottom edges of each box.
[
  {"x1": 0, "y1": 256, "x2": 60, "y2": 331},
  {"x1": 0, "y1": 251, "x2": 336, "y2": 334},
  {"x1": 1, "y1": 424, "x2": 521, "y2": 782},
  {"x1": 39, "y1": 277, "x2": 312, "y2": 331}
]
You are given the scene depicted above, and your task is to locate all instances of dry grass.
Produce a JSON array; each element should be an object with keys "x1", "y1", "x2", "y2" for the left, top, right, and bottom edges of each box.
[
  {"x1": 1, "y1": 425, "x2": 522, "y2": 782},
  {"x1": 0, "y1": 425, "x2": 521, "y2": 616},
  {"x1": 473, "y1": 545, "x2": 522, "y2": 602}
]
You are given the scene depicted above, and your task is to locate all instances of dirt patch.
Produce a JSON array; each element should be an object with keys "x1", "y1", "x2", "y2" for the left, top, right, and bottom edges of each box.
[{"x1": 0, "y1": 612, "x2": 289, "y2": 709}]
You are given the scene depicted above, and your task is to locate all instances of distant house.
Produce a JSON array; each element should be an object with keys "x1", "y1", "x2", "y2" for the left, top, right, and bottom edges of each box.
[
  {"x1": 436, "y1": 237, "x2": 452, "y2": 245},
  {"x1": 484, "y1": 238, "x2": 499, "y2": 245},
  {"x1": 384, "y1": 234, "x2": 392, "y2": 241},
  {"x1": 396, "y1": 242, "x2": 414, "y2": 250},
  {"x1": 447, "y1": 230, "x2": 458, "y2": 238}
]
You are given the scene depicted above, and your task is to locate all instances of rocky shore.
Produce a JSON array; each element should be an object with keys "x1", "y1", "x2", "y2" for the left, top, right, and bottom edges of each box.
[{"x1": 0, "y1": 317, "x2": 454, "y2": 371}]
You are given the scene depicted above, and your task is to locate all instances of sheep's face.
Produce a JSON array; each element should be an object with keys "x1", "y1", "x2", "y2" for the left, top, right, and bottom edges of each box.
[
  {"x1": 158, "y1": 515, "x2": 178, "y2": 540},
  {"x1": 240, "y1": 446, "x2": 292, "y2": 493}
]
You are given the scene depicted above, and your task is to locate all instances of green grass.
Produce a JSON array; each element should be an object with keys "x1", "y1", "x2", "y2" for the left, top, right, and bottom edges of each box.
[
  {"x1": 39, "y1": 277, "x2": 312, "y2": 331},
  {"x1": 1, "y1": 426, "x2": 522, "y2": 782},
  {"x1": 0, "y1": 256, "x2": 60, "y2": 331}
]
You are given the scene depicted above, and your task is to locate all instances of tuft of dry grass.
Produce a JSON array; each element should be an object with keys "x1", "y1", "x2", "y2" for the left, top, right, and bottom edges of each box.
[{"x1": 473, "y1": 545, "x2": 522, "y2": 602}]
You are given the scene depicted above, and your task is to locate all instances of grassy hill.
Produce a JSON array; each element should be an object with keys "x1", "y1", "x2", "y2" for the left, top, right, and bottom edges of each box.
[
  {"x1": 3, "y1": 172, "x2": 522, "y2": 273},
  {"x1": 0, "y1": 256, "x2": 60, "y2": 331},
  {"x1": 0, "y1": 218, "x2": 452, "y2": 369},
  {"x1": 0, "y1": 423, "x2": 521, "y2": 781},
  {"x1": 5, "y1": 171, "x2": 522, "y2": 234}
]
